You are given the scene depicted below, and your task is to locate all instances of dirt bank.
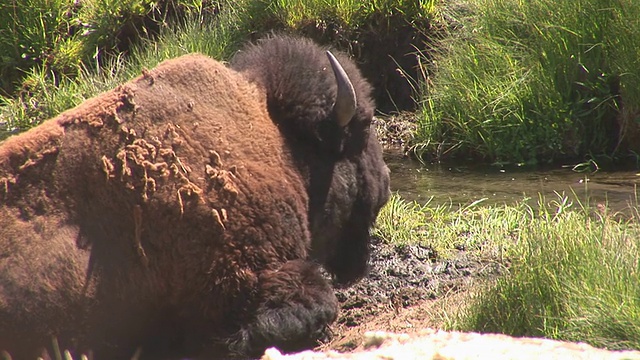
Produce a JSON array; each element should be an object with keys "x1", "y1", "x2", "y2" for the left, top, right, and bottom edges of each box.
[{"x1": 324, "y1": 237, "x2": 505, "y2": 352}]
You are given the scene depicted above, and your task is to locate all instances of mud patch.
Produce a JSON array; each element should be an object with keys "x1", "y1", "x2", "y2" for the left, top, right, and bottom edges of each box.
[
  {"x1": 373, "y1": 113, "x2": 418, "y2": 152},
  {"x1": 328, "y1": 238, "x2": 506, "y2": 351}
]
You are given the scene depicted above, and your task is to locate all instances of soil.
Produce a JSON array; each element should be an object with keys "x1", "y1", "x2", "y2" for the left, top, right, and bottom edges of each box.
[
  {"x1": 372, "y1": 113, "x2": 418, "y2": 152},
  {"x1": 322, "y1": 237, "x2": 507, "y2": 352}
]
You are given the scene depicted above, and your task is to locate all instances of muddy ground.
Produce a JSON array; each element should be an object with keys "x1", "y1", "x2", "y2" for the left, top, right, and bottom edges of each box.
[
  {"x1": 372, "y1": 114, "x2": 418, "y2": 153},
  {"x1": 321, "y1": 236, "x2": 506, "y2": 352}
]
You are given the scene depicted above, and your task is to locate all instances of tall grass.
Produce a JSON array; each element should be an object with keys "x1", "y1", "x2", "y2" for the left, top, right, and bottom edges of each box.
[
  {"x1": 374, "y1": 193, "x2": 529, "y2": 260},
  {"x1": 0, "y1": 0, "x2": 217, "y2": 94},
  {"x1": 0, "y1": 3, "x2": 239, "y2": 135},
  {"x1": 0, "y1": 0, "x2": 223, "y2": 136},
  {"x1": 448, "y1": 194, "x2": 640, "y2": 350},
  {"x1": 0, "y1": 0, "x2": 76, "y2": 94},
  {"x1": 241, "y1": 0, "x2": 437, "y2": 32},
  {"x1": 415, "y1": 0, "x2": 640, "y2": 164},
  {"x1": 0, "y1": 0, "x2": 438, "y2": 137},
  {"x1": 375, "y1": 192, "x2": 640, "y2": 350}
]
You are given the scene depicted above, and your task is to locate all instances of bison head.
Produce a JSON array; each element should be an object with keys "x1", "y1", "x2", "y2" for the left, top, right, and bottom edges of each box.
[{"x1": 231, "y1": 35, "x2": 390, "y2": 285}]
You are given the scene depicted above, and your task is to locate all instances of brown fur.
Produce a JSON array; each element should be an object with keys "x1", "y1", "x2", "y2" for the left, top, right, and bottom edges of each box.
[
  {"x1": 232, "y1": 35, "x2": 390, "y2": 285},
  {"x1": 0, "y1": 37, "x2": 389, "y2": 359}
]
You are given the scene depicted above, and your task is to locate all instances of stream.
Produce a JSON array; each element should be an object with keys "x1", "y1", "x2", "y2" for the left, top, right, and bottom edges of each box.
[{"x1": 387, "y1": 153, "x2": 640, "y2": 213}]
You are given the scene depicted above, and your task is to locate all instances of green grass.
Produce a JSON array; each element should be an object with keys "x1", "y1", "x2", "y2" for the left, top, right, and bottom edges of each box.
[
  {"x1": 0, "y1": 8, "x2": 237, "y2": 133},
  {"x1": 374, "y1": 193, "x2": 528, "y2": 260},
  {"x1": 0, "y1": 0, "x2": 223, "y2": 135},
  {"x1": 240, "y1": 0, "x2": 437, "y2": 33},
  {"x1": 0, "y1": 0, "x2": 438, "y2": 137},
  {"x1": 452, "y1": 194, "x2": 640, "y2": 350},
  {"x1": 0, "y1": 0, "x2": 218, "y2": 93},
  {"x1": 414, "y1": 0, "x2": 640, "y2": 165},
  {"x1": 375, "y1": 192, "x2": 640, "y2": 350},
  {"x1": 4, "y1": 0, "x2": 640, "y2": 163}
]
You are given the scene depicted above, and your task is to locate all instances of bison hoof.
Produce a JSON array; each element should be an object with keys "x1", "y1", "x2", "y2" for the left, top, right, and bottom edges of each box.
[{"x1": 228, "y1": 260, "x2": 338, "y2": 356}]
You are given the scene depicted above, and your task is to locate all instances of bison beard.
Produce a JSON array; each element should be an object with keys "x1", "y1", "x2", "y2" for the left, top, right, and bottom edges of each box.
[
  {"x1": 0, "y1": 35, "x2": 389, "y2": 359},
  {"x1": 228, "y1": 260, "x2": 338, "y2": 356}
]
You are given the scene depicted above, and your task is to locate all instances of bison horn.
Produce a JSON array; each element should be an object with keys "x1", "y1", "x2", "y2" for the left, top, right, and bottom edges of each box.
[{"x1": 326, "y1": 51, "x2": 357, "y2": 128}]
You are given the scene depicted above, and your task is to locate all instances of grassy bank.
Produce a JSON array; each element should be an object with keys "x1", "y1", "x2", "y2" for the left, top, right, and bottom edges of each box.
[
  {"x1": 0, "y1": 0, "x2": 223, "y2": 137},
  {"x1": 456, "y1": 200, "x2": 640, "y2": 350},
  {"x1": 375, "y1": 193, "x2": 640, "y2": 350},
  {"x1": 3, "y1": 0, "x2": 640, "y2": 164},
  {"x1": 414, "y1": 0, "x2": 640, "y2": 165},
  {"x1": 0, "y1": 0, "x2": 437, "y2": 138}
]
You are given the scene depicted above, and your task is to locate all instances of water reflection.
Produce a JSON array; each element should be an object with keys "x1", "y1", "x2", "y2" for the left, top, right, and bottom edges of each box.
[{"x1": 387, "y1": 153, "x2": 640, "y2": 213}]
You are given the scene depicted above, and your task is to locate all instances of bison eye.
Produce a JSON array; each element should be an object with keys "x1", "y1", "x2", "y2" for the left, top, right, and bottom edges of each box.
[{"x1": 316, "y1": 119, "x2": 345, "y2": 155}]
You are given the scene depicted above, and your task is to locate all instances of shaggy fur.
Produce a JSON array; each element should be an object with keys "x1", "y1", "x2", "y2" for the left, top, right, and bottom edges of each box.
[
  {"x1": 0, "y1": 35, "x2": 389, "y2": 359},
  {"x1": 232, "y1": 35, "x2": 389, "y2": 285}
]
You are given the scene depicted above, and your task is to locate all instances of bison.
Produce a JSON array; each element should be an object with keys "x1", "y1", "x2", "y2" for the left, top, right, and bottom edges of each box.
[{"x1": 0, "y1": 34, "x2": 390, "y2": 359}]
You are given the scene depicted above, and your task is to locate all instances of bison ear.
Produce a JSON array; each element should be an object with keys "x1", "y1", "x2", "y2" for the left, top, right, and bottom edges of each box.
[{"x1": 326, "y1": 51, "x2": 357, "y2": 128}]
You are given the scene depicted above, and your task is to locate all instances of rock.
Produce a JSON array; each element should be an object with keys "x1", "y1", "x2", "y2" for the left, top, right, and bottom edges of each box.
[{"x1": 261, "y1": 329, "x2": 640, "y2": 360}]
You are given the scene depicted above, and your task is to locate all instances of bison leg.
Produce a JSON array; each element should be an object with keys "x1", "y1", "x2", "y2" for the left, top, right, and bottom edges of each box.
[{"x1": 229, "y1": 259, "x2": 338, "y2": 356}]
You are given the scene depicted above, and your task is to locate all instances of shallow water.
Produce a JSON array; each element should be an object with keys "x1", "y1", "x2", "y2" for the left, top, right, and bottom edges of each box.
[{"x1": 387, "y1": 153, "x2": 640, "y2": 213}]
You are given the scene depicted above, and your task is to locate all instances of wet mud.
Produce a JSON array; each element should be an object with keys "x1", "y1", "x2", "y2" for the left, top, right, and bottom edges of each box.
[
  {"x1": 372, "y1": 113, "x2": 418, "y2": 152},
  {"x1": 328, "y1": 237, "x2": 506, "y2": 351}
]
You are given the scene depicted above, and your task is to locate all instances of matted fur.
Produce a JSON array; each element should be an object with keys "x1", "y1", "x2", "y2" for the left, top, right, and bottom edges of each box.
[{"x1": 0, "y1": 36, "x2": 389, "y2": 359}]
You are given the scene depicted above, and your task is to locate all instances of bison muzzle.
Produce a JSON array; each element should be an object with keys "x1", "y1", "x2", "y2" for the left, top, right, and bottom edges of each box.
[{"x1": 0, "y1": 34, "x2": 390, "y2": 359}]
